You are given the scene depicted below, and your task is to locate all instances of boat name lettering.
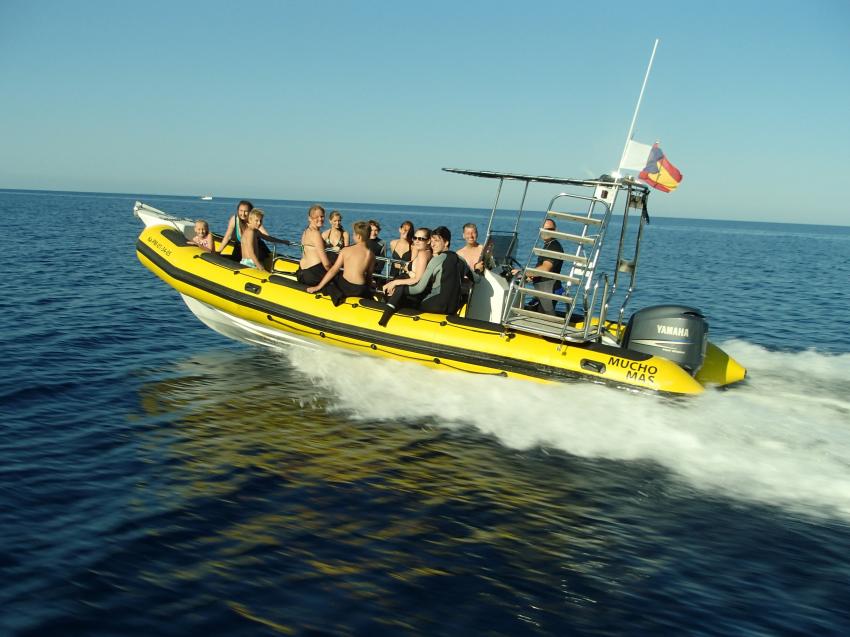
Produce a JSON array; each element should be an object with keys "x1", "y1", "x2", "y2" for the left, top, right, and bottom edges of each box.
[
  {"x1": 607, "y1": 356, "x2": 658, "y2": 375},
  {"x1": 657, "y1": 324, "x2": 689, "y2": 337},
  {"x1": 147, "y1": 236, "x2": 172, "y2": 257},
  {"x1": 626, "y1": 370, "x2": 655, "y2": 384}
]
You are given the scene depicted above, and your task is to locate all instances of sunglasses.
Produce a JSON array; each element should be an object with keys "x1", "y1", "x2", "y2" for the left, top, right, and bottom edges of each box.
[{"x1": 414, "y1": 236, "x2": 429, "y2": 241}]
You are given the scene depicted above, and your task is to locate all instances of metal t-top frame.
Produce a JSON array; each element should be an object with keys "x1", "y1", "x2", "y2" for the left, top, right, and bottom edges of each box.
[
  {"x1": 443, "y1": 167, "x2": 652, "y2": 343},
  {"x1": 442, "y1": 167, "x2": 648, "y2": 244}
]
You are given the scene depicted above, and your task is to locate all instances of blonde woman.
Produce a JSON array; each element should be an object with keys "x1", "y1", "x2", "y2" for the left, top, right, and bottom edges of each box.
[{"x1": 321, "y1": 210, "x2": 350, "y2": 253}]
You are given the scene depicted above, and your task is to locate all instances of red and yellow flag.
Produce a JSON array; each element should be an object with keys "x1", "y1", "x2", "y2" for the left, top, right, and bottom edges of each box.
[{"x1": 639, "y1": 143, "x2": 683, "y2": 192}]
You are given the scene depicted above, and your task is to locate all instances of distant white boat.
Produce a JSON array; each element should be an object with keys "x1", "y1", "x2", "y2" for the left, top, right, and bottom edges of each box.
[{"x1": 200, "y1": 195, "x2": 213, "y2": 201}]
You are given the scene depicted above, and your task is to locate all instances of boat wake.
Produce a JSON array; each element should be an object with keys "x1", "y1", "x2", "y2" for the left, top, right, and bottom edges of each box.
[{"x1": 287, "y1": 341, "x2": 850, "y2": 521}]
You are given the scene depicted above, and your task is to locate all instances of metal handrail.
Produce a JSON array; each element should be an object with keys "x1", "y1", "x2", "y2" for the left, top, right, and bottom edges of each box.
[{"x1": 503, "y1": 191, "x2": 615, "y2": 340}]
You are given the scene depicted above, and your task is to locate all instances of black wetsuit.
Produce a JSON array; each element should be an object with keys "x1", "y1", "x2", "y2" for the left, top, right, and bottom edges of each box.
[
  {"x1": 366, "y1": 239, "x2": 386, "y2": 275},
  {"x1": 322, "y1": 274, "x2": 371, "y2": 307},
  {"x1": 296, "y1": 263, "x2": 327, "y2": 286}
]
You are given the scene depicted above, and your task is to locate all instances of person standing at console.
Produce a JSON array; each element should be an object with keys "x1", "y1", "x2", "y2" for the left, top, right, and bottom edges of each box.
[
  {"x1": 297, "y1": 205, "x2": 332, "y2": 286},
  {"x1": 528, "y1": 219, "x2": 563, "y2": 314}
]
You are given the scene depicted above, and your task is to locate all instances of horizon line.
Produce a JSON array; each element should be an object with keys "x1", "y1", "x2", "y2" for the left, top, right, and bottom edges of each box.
[{"x1": 1, "y1": 186, "x2": 847, "y2": 229}]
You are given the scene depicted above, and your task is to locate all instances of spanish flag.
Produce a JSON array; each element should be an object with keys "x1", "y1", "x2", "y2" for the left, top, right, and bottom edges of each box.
[{"x1": 639, "y1": 143, "x2": 683, "y2": 192}]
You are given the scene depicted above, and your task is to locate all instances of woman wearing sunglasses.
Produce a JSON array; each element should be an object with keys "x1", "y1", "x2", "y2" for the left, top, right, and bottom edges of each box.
[
  {"x1": 398, "y1": 227, "x2": 432, "y2": 285},
  {"x1": 379, "y1": 226, "x2": 475, "y2": 326}
]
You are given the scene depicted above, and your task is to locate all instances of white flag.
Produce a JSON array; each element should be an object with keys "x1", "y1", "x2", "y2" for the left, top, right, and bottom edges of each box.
[{"x1": 619, "y1": 140, "x2": 653, "y2": 171}]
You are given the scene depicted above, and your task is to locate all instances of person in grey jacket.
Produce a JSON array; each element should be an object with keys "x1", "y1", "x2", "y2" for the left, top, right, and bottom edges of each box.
[{"x1": 379, "y1": 226, "x2": 476, "y2": 326}]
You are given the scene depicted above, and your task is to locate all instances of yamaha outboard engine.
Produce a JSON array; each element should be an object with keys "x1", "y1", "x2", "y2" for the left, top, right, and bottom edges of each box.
[{"x1": 622, "y1": 305, "x2": 708, "y2": 375}]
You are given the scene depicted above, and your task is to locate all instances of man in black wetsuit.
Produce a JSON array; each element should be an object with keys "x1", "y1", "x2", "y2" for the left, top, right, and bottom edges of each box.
[{"x1": 528, "y1": 219, "x2": 564, "y2": 315}]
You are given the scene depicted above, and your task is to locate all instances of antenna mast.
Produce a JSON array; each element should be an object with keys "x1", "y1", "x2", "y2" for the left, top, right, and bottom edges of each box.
[{"x1": 617, "y1": 38, "x2": 660, "y2": 172}]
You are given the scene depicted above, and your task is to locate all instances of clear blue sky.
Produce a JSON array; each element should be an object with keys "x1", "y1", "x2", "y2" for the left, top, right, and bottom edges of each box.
[{"x1": 1, "y1": 1, "x2": 848, "y2": 224}]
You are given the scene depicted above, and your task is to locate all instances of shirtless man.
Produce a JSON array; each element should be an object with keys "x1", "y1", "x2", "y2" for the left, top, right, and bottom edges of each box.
[
  {"x1": 306, "y1": 221, "x2": 375, "y2": 306},
  {"x1": 297, "y1": 204, "x2": 332, "y2": 286},
  {"x1": 456, "y1": 223, "x2": 485, "y2": 273},
  {"x1": 240, "y1": 209, "x2": 268, "y2": 272}
]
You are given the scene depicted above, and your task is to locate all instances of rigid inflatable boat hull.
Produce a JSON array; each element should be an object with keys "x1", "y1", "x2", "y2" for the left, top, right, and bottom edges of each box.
[{"x1": 137, "y1": 224, "x2": 745, "y2": 394}]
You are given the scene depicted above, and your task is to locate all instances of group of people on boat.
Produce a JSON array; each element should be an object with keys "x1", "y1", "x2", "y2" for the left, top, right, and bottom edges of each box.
[
  {"x1": 292, "y1": 204, "x2": 484, "y2": 323},
  {"x1": 189, "y1": 199, "x2": 287, "y2": 274},
  {"x1": 189, "y1": 200, "x2": 567, "y2": 322}
]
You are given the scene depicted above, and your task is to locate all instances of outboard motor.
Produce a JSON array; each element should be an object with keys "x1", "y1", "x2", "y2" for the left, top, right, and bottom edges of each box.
[{"x1": 622, "y1": 305, "x2": 708, "y2": 375}]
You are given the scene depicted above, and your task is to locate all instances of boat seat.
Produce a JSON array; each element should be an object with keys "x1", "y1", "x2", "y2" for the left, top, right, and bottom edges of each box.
[
  {"x1": 358, "y1": 298, "x2": 423, "y2": 317},
  {"x1": 269, "y1": 275, "x2": 379, "y2": 306},
  {"x1": 161, "y1": 228, "x2": 190, "y2": 246},
  {"x1": 445, "y1": 315, "x2": 504, "y2": 333},
  {"x1": 268, "y1": 274, "x2": 310, "y2": 292},
  {"x1": 198, "y1": 252, "x2": 247, "y2": 270}
]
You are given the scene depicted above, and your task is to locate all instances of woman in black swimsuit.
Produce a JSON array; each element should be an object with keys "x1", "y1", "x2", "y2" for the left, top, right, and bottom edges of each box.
[
  {"x1": 389, "y1": 220, "x2": 414, "y2": 278},
  {"x1": 322, "y1": 210, "x2": 349, "y2": 251}
]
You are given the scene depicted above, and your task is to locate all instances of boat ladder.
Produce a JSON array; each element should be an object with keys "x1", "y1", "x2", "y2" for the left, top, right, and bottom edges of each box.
[{"x1": 502, "y1": 191, "x2": 615, "y2": 343}]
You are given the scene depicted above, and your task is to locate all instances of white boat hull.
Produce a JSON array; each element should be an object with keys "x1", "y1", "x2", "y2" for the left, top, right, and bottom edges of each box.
[
  {"x1": 181, "y1": 295, "x2": 318, "y2": 353},
  {"x1": 134, "y1": 202, "x2": 194, "y2": 236}
]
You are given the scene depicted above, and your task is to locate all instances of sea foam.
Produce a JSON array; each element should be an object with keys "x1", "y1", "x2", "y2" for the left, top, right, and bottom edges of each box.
[{"x1": 287, "y1": 341, "x2": 850, "y2": 521}]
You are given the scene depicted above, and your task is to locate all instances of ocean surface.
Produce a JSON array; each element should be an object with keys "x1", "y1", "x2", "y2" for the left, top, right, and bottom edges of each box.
[{"x1": 2, "y1": 188, "x2": 850, "y2": 636}]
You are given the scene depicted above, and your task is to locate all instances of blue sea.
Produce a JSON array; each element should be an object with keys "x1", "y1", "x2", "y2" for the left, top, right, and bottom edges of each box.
[{"x1": 2, "y1": 188, "x2": 850, "y2": 636}]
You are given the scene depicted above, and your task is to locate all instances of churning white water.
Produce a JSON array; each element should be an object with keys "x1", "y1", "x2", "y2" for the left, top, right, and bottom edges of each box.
[{"x1": 289, "y1": 341, "x2": 850, "y2": 520}]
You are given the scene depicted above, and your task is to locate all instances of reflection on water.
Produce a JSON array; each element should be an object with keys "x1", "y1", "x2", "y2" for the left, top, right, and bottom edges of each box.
[
  {"x1": 116, "y1": 348, "x2": 850, "y2": 634},
  {"x1": 128, "y1": 352, "x2": 686, "y2": 633}
]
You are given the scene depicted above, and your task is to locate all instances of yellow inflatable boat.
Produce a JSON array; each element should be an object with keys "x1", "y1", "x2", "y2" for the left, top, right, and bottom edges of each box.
[{"x1": 134, "y1": 171, "x2": 746, "y2": 395}]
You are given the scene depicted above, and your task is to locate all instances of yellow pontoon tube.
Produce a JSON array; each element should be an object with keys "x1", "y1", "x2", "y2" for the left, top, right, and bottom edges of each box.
[{"x1": 136, "y1": 224, "x2": 746, "y2": 395}]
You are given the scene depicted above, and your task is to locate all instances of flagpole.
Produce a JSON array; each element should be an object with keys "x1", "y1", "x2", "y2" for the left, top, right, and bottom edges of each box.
[{"x1": 617, "y1": 38, "x2": 660, "y2": 173}]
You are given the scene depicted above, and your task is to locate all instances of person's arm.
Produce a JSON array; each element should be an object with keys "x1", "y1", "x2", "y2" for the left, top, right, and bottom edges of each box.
[
  {"x1": 406, "y1": 254, "x2": 443, "y2": 296},
  {"x1": 217, "y1": 217, "x2": 236, "y2": 253},
  {"x1": 461, "y1": 255, "x2": 481, "y2": 283},
  {"x1": 307, "y1": 252, "x2": 344, "y2": 293},
  {"x1": 343, "y1": 230, "x2": 350, "y2": 247},
  {"x1": 527, "y1": 258, "x2": 554, "y2": 281},
  {"x1": 366, "y1": 252, "x2": 375, "y2": 288},
  {"x1": 194, "y1": 235, "x2": 213, "y2": 253},
  {"x1": 316, "y1": 231, "x2": 332, "y2": 268},
  {"x1": 259, "y1": 224, "x2": 291, "y2": 246},
  {"x1": 473, "y1": 246, "x2": 486, "y2": 273},
  {"x1": 404, "y1": 251, "x2": 431, "y2": 286},
  {"x1": 242, "y1": 230, "x2": 267, "y2": 272},
  {"x1": 384, "y1": 251, "x2": 428, "y2": 293}
]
